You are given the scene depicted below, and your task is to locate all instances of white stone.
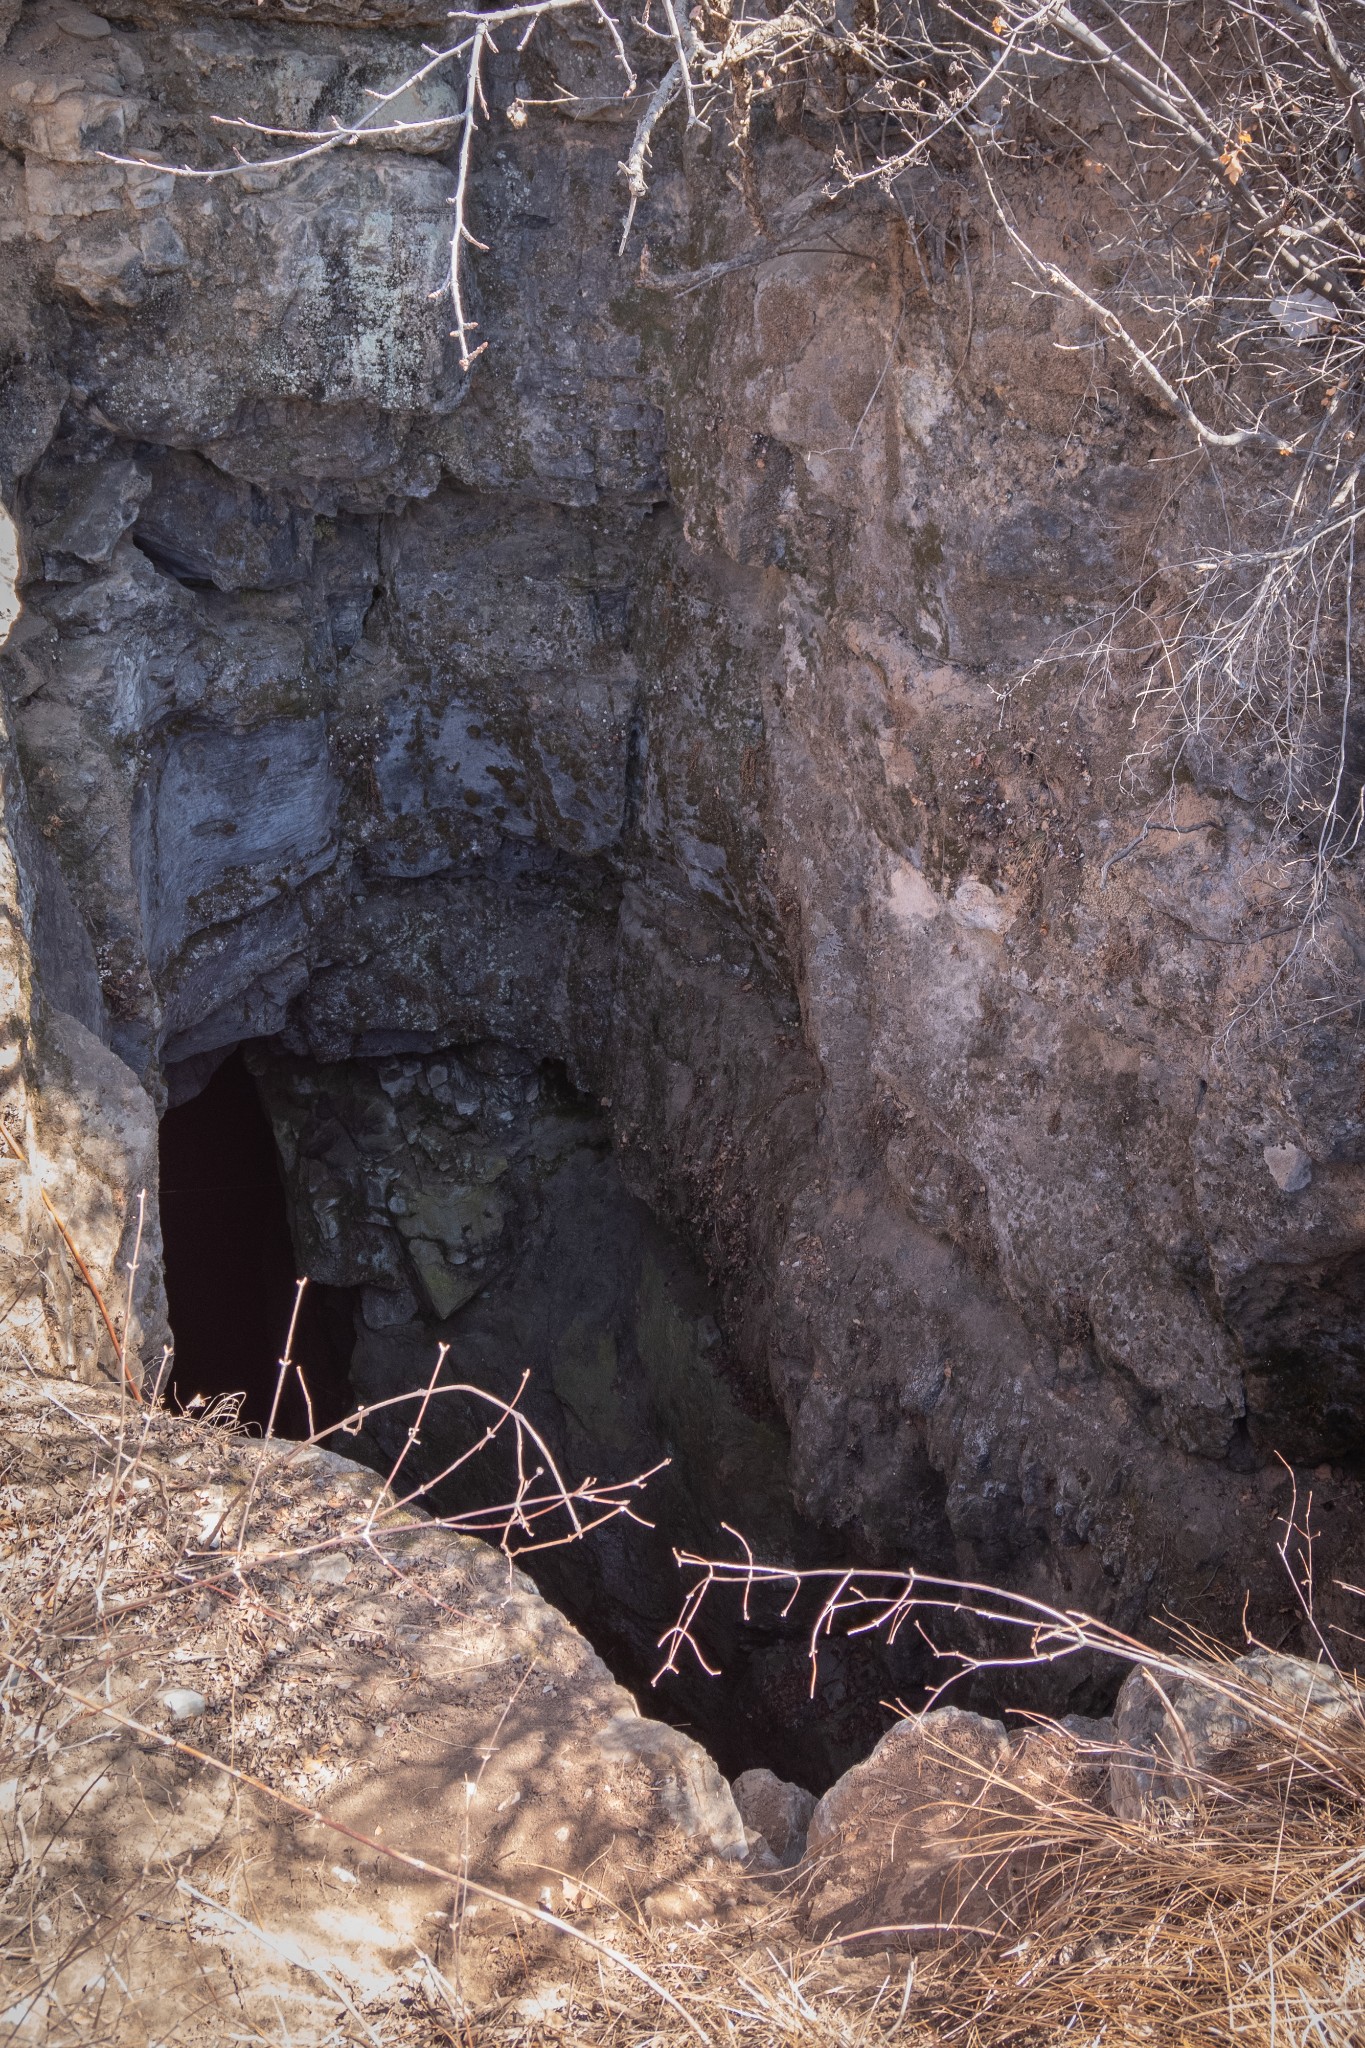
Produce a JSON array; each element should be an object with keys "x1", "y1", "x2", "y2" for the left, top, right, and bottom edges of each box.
[
  {"x1": 886, "y1": 859, "x2": 941, "y2": 926},
  {"x1": 1264, "y1": 1143, "x2": 1313, "y2": 1193},
  {"x1": 950, "y1": 876, "x2": 1015, "y2": 934},
  {"x1": 1271, "y1": 289, "x2": 1335, "y2": 341},
  {"x1": 51, "y1": 5, "x2": 112, "y2": 38},
  {"x1": 159, "y1": 1689, "x2": 207, "y2": 1721}
]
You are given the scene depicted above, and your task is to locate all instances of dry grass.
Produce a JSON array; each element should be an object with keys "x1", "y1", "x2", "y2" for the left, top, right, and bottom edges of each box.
[
  {"x1": 895, "y1": 1720, "x2": 1365, "y2": 2045},
  {"x1": 0, "y1": 1361, "x2": 1362, "y2": 2045}
]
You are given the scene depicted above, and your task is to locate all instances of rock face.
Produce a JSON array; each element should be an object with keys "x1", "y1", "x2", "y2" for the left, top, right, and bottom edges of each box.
[
  {"x1": 0, "y1": 497, "x2": 165, "y2": 1385},
  {"x1": 2, "y1": 0, "x2": 1364, "y2": 1727}
]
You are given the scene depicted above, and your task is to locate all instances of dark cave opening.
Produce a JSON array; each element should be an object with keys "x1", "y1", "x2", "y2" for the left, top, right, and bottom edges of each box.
[
  {"x1": 156, "y1": 1043, "x2": 932, "y2": 1789},
  {"x1": 157, "y1": 1049, "x2": 358, "y2": 1438}
]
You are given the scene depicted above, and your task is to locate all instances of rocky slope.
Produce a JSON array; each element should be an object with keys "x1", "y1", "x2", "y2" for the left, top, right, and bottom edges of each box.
[
  {"x1": 4, "y1": 1362, "x2": 1358, "y2": 2044},
  {"x1": 1, "y1": 0, "x2": 1363, "y2": 1748},
  {"x1": 0, "y1": 1367, "x2": 753, "y2": 2044}
]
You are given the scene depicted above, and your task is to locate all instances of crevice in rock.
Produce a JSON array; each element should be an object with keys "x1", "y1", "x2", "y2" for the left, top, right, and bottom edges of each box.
[
  {"x1": 157, "y1": 1048, "x2": 359, "y2": 1437},
  {"x1": 127, "y1": 533, "x2": 217, "y2": 592}
]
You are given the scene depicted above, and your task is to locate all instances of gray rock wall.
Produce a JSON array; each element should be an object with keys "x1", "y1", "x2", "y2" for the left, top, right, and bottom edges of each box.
[
  {"x1": 0, "y1": 495, "x2": 165, "y2": 1383},
  {"x1": 2, "y1": 0, "x2": 1363, "y2": 1672}
]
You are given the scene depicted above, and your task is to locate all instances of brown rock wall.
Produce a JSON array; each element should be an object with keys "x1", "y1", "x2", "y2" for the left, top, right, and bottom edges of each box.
[{"x1": 1, "y1": 0, "x2": 1362, "y2": 1683}]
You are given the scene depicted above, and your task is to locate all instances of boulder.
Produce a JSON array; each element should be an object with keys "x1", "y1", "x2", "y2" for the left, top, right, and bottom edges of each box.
[
  {"x1": 732, "y1": 1767, "x2": 817, "y2": 1865},
  {"x1": 0, "y1": 1378, "x2": 753, "y2": 2043},
  {"x1": 800, "y1": 1705, "x2": 1123, "y2": 1945},
  {"x1": 1109, "y1": 1651, "x2": 1363, "y2": 1820},
  {"x1": 801, "y1": 1707, "x2": 1013, "y2": 1945}
]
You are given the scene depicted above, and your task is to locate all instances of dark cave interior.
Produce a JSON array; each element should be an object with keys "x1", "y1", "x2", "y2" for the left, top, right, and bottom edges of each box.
[
  {"x1": 156, "y1": 1046, "x2": 949, "y2": 1789},
  {"x1": 157, "y1": 1049, "x2": 358, "y2": 1439}
]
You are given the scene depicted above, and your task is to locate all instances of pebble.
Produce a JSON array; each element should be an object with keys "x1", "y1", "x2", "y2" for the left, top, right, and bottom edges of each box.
[{"x1": 159, "y1": 1688, "x2": 207, "y2": 1721}]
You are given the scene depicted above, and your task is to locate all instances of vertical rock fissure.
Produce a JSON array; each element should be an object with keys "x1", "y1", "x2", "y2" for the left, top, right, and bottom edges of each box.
[{"x1": 157, "y1": 1049, "x2": 360, "y2": 1436}]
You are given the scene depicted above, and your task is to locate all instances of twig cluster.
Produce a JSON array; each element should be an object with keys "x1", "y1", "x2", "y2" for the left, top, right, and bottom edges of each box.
[{"x1": 661, "y1": 1514, "x2": 1361, "y2": 1763}]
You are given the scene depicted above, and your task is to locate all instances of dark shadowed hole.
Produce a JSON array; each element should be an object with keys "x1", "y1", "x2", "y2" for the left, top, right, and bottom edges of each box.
[
  {"x1": 157, "y1": 1050, "x2": 934, "y2": 1786},
  {"x1": 128, "y1": 534, "x2": 217, "y2": 591},
  {"x1": 157, "y1": 1049, "x2": 357, "y2": 1436}
]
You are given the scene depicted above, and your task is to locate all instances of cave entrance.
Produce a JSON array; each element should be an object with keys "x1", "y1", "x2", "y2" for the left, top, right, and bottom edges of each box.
[
  {"x1": 157, "y1": 1048, "x2": 358, "y2": 1437},
  {"x1": 156, "y1": 1039, "x2": 926, "y2": 1789}
]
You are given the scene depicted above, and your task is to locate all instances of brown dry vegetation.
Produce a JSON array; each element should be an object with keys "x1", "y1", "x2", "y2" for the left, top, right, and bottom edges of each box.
[{"x1": 0, "y1": 1355, "x2": 1361, "y2": 2046}]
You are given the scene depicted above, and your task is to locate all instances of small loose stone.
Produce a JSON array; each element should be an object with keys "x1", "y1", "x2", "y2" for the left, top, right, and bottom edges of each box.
[{"x1": 159, "y1": 1688, "x2": 207, "y2": 1721}]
